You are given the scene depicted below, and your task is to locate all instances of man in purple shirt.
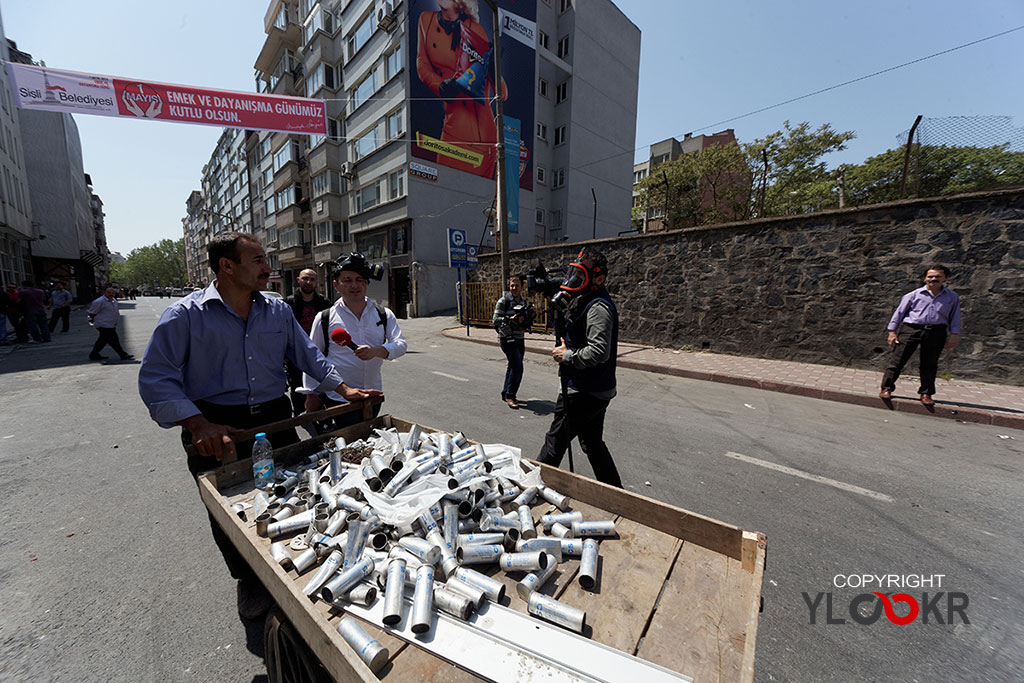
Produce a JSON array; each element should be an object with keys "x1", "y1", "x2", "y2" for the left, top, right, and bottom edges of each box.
[
  {"x1": 19, "y1": 280, "x2": 50, "y2": 343},
  {"x1": 879, "y1": 265, "x2": 962, "y2": 405}
]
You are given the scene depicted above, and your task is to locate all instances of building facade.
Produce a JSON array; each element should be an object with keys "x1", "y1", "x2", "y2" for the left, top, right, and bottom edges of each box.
[
  {"x1": 185, "y1": 0, "x2": 640, "y2": 315},
  {"x1": 0, "y1": 24, "x2": 34, "y2": 289}
]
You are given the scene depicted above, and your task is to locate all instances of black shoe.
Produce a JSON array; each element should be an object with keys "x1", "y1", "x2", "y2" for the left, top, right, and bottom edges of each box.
[
  {"x1": 237, "y1": 579, "x2": 273, "y2": 620},
  {"x1": 89, "y1": 354, "x2": 107, "y2": 361}
]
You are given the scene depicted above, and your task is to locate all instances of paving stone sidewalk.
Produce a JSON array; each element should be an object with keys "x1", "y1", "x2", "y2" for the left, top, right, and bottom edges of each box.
[{"x1": 442, "y1": 326, "x2": 1024, "y2": 431}]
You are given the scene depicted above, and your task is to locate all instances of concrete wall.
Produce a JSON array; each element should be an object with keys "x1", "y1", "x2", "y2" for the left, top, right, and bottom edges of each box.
[{"x1": 471, "y1": 188, "x2": 1024, "y2": 385}]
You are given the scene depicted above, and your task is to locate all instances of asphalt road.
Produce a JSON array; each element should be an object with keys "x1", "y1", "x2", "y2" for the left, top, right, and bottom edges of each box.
[{"x1": 1, "y1": 298, "x2": 1021, "y2": 682}]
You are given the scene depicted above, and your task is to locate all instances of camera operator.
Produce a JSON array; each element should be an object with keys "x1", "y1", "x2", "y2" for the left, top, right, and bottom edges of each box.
[
  {"x1": 492, "y1": 274, "x2": 535, "y2": 409},
  {"x1": 537, "y1": 247, "x2": 623, "y2": 488}
]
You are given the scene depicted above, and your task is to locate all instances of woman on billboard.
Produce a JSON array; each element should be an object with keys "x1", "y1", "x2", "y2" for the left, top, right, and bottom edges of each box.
[{"x1": 416, "y1": 0, "x2": 507, "y2": 178}]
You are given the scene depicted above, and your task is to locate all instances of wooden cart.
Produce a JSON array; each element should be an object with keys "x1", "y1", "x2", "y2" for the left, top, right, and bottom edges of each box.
[{"x1": 199, "y1": 411, "x2": 766, "y2": 683}]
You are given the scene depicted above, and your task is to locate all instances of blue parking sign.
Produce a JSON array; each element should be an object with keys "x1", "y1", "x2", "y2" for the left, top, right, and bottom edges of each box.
[{"x1": 448, "y1": 228, "x2": 468, "y2": 268}]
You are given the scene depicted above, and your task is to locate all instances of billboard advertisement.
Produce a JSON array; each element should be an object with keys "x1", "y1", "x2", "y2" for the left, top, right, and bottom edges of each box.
[
  {"x1": 408, "y1": 0, "x2": 535, "y2": 190},
  {"x1": 5, "y1": 63, "x2": 327, "y2": 136}
]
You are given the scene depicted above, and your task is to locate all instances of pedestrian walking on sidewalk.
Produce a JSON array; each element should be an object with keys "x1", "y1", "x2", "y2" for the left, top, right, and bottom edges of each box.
[
  {"x1": 879, "y1": 265, "x2": 961, "y2": 406},
  {"x1": 48, "y1": 281, "x2": 73, "y2": 333},
  {"x1": 19, "y1": 280, "x2": 50, "y2": 343},
  {"x1": 87, "y1": 287, "x2": 132, "y2": 361},
  {"x1": 492, "y1": 274, "x2": 535, "y2": 409},
  {"x1": 537, "y1": 248, "x2": 623, "y2": 488}
]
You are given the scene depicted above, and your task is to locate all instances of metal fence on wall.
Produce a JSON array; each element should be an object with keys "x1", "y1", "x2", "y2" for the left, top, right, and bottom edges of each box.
[{"x1": 461, "y1": 281, "x2": 552, "y2": 333}]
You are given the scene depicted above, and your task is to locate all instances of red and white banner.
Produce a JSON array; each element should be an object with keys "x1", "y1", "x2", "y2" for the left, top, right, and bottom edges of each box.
[{"x1": 4, "y1": 62, "x2": 327, "y2": 136}]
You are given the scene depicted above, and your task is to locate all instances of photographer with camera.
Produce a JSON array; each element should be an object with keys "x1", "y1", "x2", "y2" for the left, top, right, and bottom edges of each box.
[
  {"x1": 537, "y1": 247, "x2": 623, "y2": 488},
  {"x1": 492, "y1": 274, "x2": 536, "y2": 409},
  {"x1": 302, "y1": 253, "x2": 407, "y2": 431}
]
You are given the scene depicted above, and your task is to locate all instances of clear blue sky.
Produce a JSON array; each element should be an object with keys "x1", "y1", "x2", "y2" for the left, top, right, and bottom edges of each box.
[{"x1": 3, "y1": 0, "x2": 1021, "y2": 254}]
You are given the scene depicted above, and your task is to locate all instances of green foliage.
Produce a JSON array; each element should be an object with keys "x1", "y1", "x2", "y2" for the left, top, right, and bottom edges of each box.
[
  {"x1": 744, "y1": 121, "x2": 856, "y2": 216},
  {"x1": 110, "y1": 238, "x2": 187, "y2": 288},
  {"x1": 844, "y1": 143, "x2": 1024, "y2": 206},
  {"x1": 634, "y1": 142, "x2": 751, "y2": 228}
]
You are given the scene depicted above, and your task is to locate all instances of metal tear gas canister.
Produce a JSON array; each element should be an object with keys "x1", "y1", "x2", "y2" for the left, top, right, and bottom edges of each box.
[
  {"x1": 388, "y1": 546, "x2": 424, "y2": 569},
  {"x1": 398, "y1": 536, "x2": 441, "y2": 565},
  {"x1": 571, "y1": 520, "x2": 617, "y2": 538},
  {"x1": 538, "y1": 485, "x2": 571, "y2": 511},
  {"x1": 324, "y1": 511, "x2": 347, "y2": 537},
  {"x1": 411, "y1": 564, "x2": 435, "y2": 634},
  {"x1": 368, "y1": 453, "x2": 394, "y2": 484},
  {"x1": 382, "y1": 463, "x2": 418, "y2": 497},
  {"x1": 456, "y1": 544, "x2": 503, "y2": 564},
  {"x1": 442, "y1": 502, "x2": 459, "y2": 551},
  {"x1": 361, "y1": 467, "x2": 382, "y2": 492},
  {"x1": 321, "y1": 556, "x2": 375, "y2": 603},
  {"x1": 369, "y1": 531, "x2": 390, "y2": 551},
  {"x1": 337, "y1": 617, "x2": 389, "y2": 674},
  {"x1": 404, "y1": 424, "x2": 423, "y2": 452},
  {"x1": 382, "y1": 558, "x2": 407, "y2": 626},
  {"x1": 269, "y1": 541, "x2": 292, "y2": 568},
  {"x1": 433, "y1": 584, "x2": 474, "y2": 621},
  {"x1": 302, "y1": 549, "x2": 344, "y2": 597},
  {"x1": 437, "y1": 433, "x2": 452, "y2": 464},
  {"x1": 479, "y1": 514, "x2": 520, "y2": 533},
  {"x1": 450, "y1": 451, "x2": 489, "y2": 476},
  {"x1": 414, "y1": 456, "x2": 442, "y2": 477},
  {"x1": 482, "y1": 486, "x2": 502, "y2": 506},
  {"x1": 313, "y1": 511, "x2": 330, "y2": 533},
  {"x1": 528, "y1": 592, "x2": 586, "y2": 633},
  {"x1": 270, "y1": 505, "x2": 294, "y2": 523},
  {"x1": 498, "y1": 551, "x2": 548, "y2": 573},
  {"x1": 516, "y1": 553, "x2": 559, "y2": 600},
  {"x1": 550, "y1": 522, "x2": 572, "y2": 538},
  {"x1": 256, "y1": 513, "x2": 272, "y2": 536},
  {"x1": 456, "y1": 519, "x2": 477, "y2": 533},
  {"x1": 497, "y1": 486, "x2": 521, "y2": 504},
  {"x1": 517, "y1": 505, "x2": 537, "y2": 539},
  {"x1": 333, "y1": 582, "x2": 377, "y2": 608},
  {"x1": 559, "y1": 538, "x2": 585, "y2": 557},
  {"x1": 452, "y1": 566, "x2": 506, "y2": 603},
  {"x1": 334, "y1": 437, "x2": 348, "y2": 450},
  {"x1": 417, "y1": 511, "x2": 439, "y2": 536},
  {"x1": 540, "y1": 511, "x2": 583, "y2": 529},
  {"x1": 334, "y1": 493, "x2": 365, "y2": 516},
  {"x1": 442, "y1": 576, "x2": 486, "y2": 610},
  {"x1": 329, "y1": 450, "x2": 342, "y2": 484},
  {"x1": 503, "y1": 528, "x2": 522, "y2": 549},
  {"x1": 267, "y1": 510, "x2": 315, "y2": 538},
  {"x1": 578, "y1": 539, "x2": 599, "y2": 590},
  {"x1": 516, "y1": 537, "x2": 563, "y2": 563},
  {"x1": 453, "y1": 431, "x2": 468, "y2": 448},
  {"x1": 450, "y1": 445, "x2": 477, "y2": 464},
  {"x1": 292, "y1": 546, "x2": 320, "y2": 574},
  {"x1": 253, "y1": 491, "x2": 271, "y2": 518},
  {"x1": 343, "y1": 519, "x2": 369, "y2": 569},
  {"x1": 511, "y1": 486, "x2": 538, "y2": 508},
  {"x1": 457, "y1": 532, "x2": 504, "y2": 547},
  {"x1": 273, "y1": 475, "x2": 299, "y2": 498}
]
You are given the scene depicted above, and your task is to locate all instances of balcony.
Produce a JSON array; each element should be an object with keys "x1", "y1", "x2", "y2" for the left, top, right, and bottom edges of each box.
[
  {"x1": 254, "y1": 23, "x2": 301, "y2": 74},
  {"x1": 274, "y1": 160, "x2": 302, "y2": 191},
  {"x1": 313, "y1": 242, "x2": 345, "y2": 264},
  {"x1": 275, "y1": 204, "x2": 303, "y2": 229}
]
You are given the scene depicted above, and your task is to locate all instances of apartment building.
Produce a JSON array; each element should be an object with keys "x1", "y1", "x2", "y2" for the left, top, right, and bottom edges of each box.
[
  {"x1": 0, "y1": 20, "x2": 34, "y2": 288},
  {"x1": 186, "y1": 0, "x2": 639, "y2": 315}
]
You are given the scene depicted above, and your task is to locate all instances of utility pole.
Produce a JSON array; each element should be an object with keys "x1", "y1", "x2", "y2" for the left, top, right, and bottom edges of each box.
[
  {"x1": 591, "y1": 188, "x2": 597, "y2": 240},
  {"x1": 836, "y1": 165, "x2": 846, "y2": 208},
  {"x1": 900, "y1": 115, "x2": 923, "y2": 200},
  {"x1": 484, "y1": 0, "x2": 509, "y2": 287}
]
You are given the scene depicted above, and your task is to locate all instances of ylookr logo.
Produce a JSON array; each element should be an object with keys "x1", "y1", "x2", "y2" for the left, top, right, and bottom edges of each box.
[{"x1": 804, "y1": 574, "x2": 970, "y2": 626}]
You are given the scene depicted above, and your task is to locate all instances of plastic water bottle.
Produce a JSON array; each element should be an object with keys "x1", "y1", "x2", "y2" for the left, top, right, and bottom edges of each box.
[{"x1": 252, "y1": 433, "x2": 275, "y2": 490}]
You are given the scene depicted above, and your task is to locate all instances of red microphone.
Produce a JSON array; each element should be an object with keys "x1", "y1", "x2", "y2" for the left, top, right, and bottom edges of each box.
[{"x1": 330, "y1": 327, "x2": 359, "y2": 351}]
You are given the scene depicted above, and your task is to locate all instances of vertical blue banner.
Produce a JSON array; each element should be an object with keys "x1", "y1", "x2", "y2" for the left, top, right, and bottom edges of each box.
[{"x1": 503, "y1": 116, "x2": 521, "y2": 234}]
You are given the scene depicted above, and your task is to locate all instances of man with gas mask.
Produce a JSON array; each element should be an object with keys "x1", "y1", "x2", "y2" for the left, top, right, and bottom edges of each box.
[{"x1": 537, "y1": 247, "x2": 623, "y2": 488}]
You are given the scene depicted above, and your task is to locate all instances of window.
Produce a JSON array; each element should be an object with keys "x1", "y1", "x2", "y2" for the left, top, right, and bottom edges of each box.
[
  {"x1": 550, "y1": 210, "x2": 563, "y2": 228},
  {"x1": 354, "y1": 127, "x2": 379, "y2": 159},
  {"x1": 302, "y1": 4, "x2": 333, "y2": 44},
  {"x1": 536, "y1": 166, "x2": 546, "y2": 184},
  {"x1": 352, "y1": 72, "x2": 377, "y2": 110},
  {"x1": 388, "y1": 168, "x2": 406, "y2": 200},
  {"x1": 553, "y1": 168, "x2": 565, "y2": 188},
  {"x1": 535, "y1": 208, "x2": 545, "y2": 224},
  {"x1": 556, "y1": 81, "x2": 568, "y2": 103},
  {"x1": 554, "y1": 126, "x2": 566, "y2": 146},
  {"x1": 538, "y1": 77, "x2": 548, "y2": 98},
  {"x1": 538, "y1": 31, "x2": 549, "y2": 50},
  {"x1": 273, "y1": 6, "x2": 288, "y2": 30},
  {"x1": 275, "y1": 184, "x2": 300, "y2": 211},
  {"x1": 354, "y1": 180, "x2": 384, "y2": 213},
  {"x1": 273, "y1": 140, "x2": 300, "y2": 173},
  {"x1": 633, "y1": 169, "x2": 648, "y2": 184},
  {"x1": 560, "y1": 0, "x2": 572, "y2": 12},
  {"x1": 280, "y1": 226, "x2": 306, "y2": 249},
  {"x1": 313, "y1": 170, "x2": 343, "y2": 197},
  {"x1": 557, "y1": 35, "x2": 569, "y2": 59},
  {"x1": 315, "y1": 220, "x2": 346, "y2": 245},
  {"x1": 260, "y1": 137, "x2": 273, "y2": 159},
  {"x1": 536, "y1": 122, "x2": 547, "y2": 141},
  {"x1": 387, "y1": 108, "x2": 405, "y2": 140},
  {"x1": 385, "y1": 45, "x2": 404, "y2": 80},
  {"x1": 347, "y1": 13, "x2": 373, "y2": 59}
]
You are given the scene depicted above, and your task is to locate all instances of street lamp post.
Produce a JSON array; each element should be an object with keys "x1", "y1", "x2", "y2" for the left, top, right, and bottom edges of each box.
[{"x1": 483, "y1": 0, "x2": 509, "y2": 288}]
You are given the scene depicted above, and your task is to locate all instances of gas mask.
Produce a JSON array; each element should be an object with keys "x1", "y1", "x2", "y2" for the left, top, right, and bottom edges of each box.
[{"x1": 550, "y1": 251, "x2": 604, "y2": 312}]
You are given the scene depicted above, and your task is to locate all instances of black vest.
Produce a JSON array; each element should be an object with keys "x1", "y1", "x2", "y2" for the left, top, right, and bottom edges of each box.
[{"x1": 562, "y1": 289, "x2": 618, "y2": 394}]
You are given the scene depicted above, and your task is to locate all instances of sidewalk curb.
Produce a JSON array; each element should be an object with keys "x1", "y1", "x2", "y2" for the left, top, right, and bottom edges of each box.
[{"x1": 440, "y1": 328, "x2": 1024, "y2": 431}]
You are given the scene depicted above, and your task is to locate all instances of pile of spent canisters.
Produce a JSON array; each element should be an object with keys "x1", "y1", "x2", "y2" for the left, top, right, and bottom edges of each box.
[{"x1": 248, "y1": 424, "x2": 618, "y2": 674}]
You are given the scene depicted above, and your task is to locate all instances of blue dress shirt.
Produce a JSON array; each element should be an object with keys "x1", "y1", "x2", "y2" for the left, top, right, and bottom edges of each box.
[
  {"x1": 139, "y1": 283, "x2": 343, "y2": 428},
  {"x1": 887, "y1": 286, "x2": 962, "y2": 335}
]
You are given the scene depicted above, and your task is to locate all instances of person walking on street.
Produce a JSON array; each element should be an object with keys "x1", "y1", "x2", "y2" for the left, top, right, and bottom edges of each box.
[
  {"x1": 48, "y1": 281, "x2": 73, "y2": 333},
  {"x1": 137, "y1": 233, "x2": 381, "y2": 621},
  {"x1": 537, "y1": 248, "x2": 623, "y2": 488},
  {"x1": 284, "y1": 268, "x2": 331, "y2": 417},
  {"x1": 879, "y1": 264, "x2": 962, "y2": 406},
  {"x1": 5, "y1": 283, "x2": 26, "y2": 343},
  {"x1": 0, "y1": 283, "x2": 13, "y2": 345},
  {"x1": 303, "y1": 253, "x2": 406, "y2": 432},
  {"x1": 19, "y1": 280, "x2": 50, "y2": 343},
  {"x1": 87, "y1": 287, "x2": 132, "y2": 361},
  {"x1": 492, "y1": 274, "x2": 535, "y2": 409}
]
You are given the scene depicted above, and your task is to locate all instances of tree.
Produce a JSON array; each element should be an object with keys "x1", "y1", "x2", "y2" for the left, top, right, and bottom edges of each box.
[
  {"x1": 110, "y1": 238, "x2": 187, "y2": 288},
  {"x1": 844, "y1": 143, "x2": 1024, "y2": 206},
  {"x1": 743, "y1": 121, "x2": 856, "y2": 217},
  {"x1": 634, "y1": 142, "x2": 752, "y2": 229}
]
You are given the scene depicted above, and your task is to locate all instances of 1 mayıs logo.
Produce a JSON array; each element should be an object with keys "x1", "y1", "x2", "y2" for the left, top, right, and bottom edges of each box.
[
  {"x1": 804, "y1": 573, "x2": 969, "y2": 626},
  {"x1": 119, "y1": 82, "x2": 164, "y2": 118}
]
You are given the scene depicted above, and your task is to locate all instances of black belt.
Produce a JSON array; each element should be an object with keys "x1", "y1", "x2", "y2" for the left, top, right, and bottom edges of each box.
[
  {"x1": 195, "y1": 396, "x2": 289, "y2": 417},
  {"x1": 905, "y1": 323, "x2": 947, "y2": 331}
]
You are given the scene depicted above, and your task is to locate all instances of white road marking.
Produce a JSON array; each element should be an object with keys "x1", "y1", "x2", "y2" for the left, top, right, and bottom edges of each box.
[
  {"x1": 724, "y1": 451, "x2": 895, "y2": 503},
  {"x1": 431, "y1": 371, "x2": 469, "y2": 382}
]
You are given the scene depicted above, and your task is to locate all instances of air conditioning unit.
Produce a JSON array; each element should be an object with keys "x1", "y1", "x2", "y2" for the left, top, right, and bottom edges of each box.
[
  {"x1": 377, "y1": 0, "x2": 397, "y2": 31},
  {"x1": 340, "y1": 162, "x2": 354, "y2": 179}
]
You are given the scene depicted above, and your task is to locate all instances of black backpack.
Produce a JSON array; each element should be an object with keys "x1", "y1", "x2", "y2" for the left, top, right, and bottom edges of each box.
[{"x1": 318, "y1": 303, "x2": 387, "y2": 354}]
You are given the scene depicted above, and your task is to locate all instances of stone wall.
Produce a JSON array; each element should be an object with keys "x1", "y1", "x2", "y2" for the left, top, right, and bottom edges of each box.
[{"x1": 471, "y1": 188, "x2": 1024, "y2": 385}]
